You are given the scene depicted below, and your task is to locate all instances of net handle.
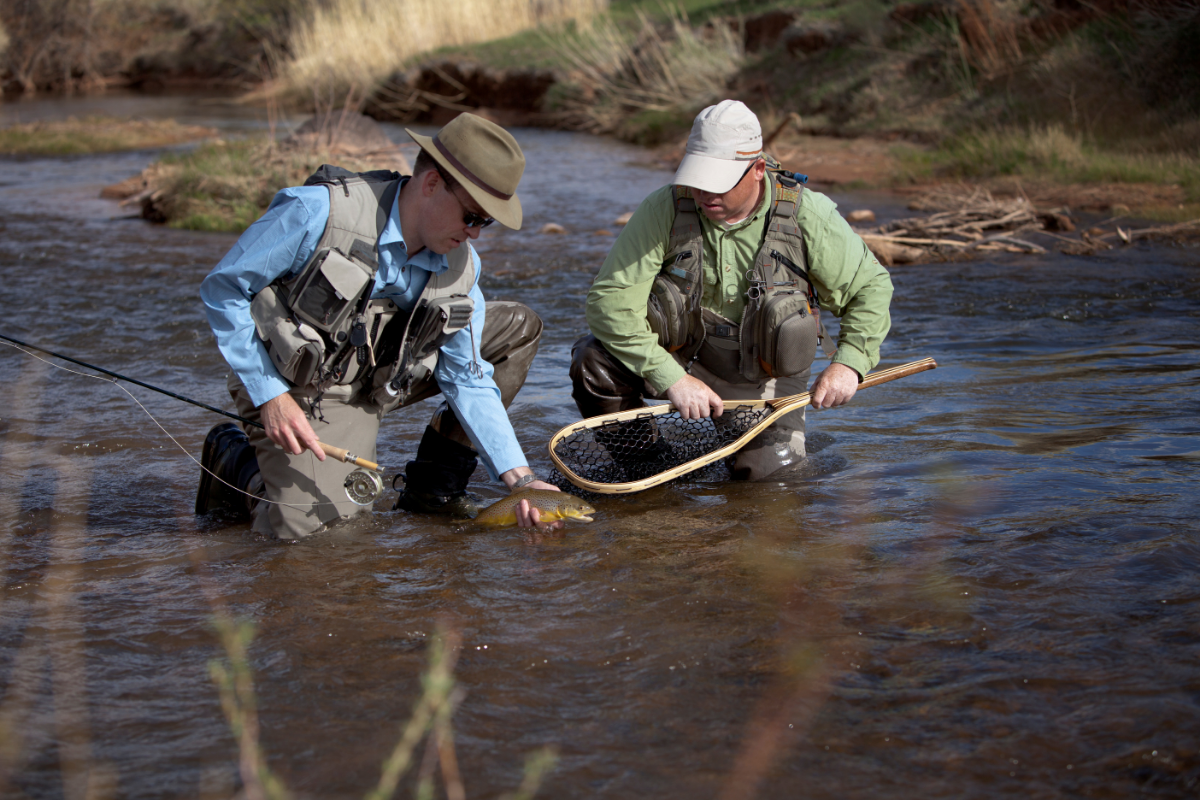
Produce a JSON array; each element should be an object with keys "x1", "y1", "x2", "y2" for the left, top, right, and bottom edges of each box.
[
  {"x1": 766, "y1": 356, "x2": 940, "y2": 412},
  {"x1": 548, "y1": 357, "x2": 938, "y2": 494}
]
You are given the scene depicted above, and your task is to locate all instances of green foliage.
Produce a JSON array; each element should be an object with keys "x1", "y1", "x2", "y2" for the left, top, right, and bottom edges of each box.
[
  {"x1": 156, "y1": 138, "x2": 279, "y2": 232},
  {"x1": 616, "y1": 107, "x2": 694, "y2": 146},
  {"x1": 1087, "y1": 1, "x2": 1200, "y2": 123},
  {"x1": 215, "y1": 0, "x2": 300, "y2": 42}
]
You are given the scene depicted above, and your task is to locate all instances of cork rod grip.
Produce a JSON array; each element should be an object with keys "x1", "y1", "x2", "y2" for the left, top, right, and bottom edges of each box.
[{"x1": 317, "y1": 442, "x2": 380, "y2": 472}]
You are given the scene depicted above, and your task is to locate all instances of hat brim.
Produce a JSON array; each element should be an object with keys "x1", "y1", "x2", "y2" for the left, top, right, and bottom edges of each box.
[
  {"x1": 673, "y1": 152, "x2": 754, "y2": 194},
  {"x1": 406, "y1": 128, "x2": 523, "y2": 230}
]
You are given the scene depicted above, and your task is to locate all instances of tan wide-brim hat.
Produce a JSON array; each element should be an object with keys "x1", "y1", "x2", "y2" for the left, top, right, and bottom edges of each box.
[{"x1": 405, "y1": 113, "x2": 525, "y2": 230}]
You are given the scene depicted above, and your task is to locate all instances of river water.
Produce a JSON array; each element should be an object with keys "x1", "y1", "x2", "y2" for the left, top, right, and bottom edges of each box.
[{"x1": 1, "y1": 95, "x2": 1198, "y2": 799}]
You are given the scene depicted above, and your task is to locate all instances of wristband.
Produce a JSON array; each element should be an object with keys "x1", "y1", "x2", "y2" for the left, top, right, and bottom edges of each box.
[{"x1": 512, "y1": 473, "x2": 537, "y2": 490}]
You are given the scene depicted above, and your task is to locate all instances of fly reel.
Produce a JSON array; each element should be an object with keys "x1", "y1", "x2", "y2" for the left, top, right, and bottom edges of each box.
[{"x1": 344, "y1": 469, "x2": 384, "y2": 506}]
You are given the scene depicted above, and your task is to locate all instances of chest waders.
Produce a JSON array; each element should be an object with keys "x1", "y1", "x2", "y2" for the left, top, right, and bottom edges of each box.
[
  {"x1": 248, "y1": 165, "x2": 477, "y2": 412},
  {"x1": 645, "y1": 171, "x2": 835, "y2": 385}
]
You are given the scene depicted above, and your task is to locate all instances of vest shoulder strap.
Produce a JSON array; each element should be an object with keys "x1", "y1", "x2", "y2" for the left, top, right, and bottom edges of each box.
[
  {"x1": 669, "y1": 186, "x2": 702, "y2": 252},
  {"x1": 766, "y1": 176, "x2": 804, "y2": 242},
  {"x1": 319, "y1": 171, "x2": 403, "y2": 266},
  {"x1": 426, "y1": 244, "x2": 475, "y2": 295}
]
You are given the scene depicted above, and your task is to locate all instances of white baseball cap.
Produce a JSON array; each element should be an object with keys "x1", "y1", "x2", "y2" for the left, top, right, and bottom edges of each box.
[{"x1": 673, "y1": 100, "x2": 763, "y2": 194}]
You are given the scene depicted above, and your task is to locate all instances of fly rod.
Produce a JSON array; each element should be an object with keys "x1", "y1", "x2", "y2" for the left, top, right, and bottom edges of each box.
[{"x1": 0, "y1": 331, "x2": 380, "y2": 472}]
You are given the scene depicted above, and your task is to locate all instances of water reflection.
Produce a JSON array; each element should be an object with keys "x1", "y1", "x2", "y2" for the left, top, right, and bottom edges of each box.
[{"x1": 1, "y1": 97, "x2": 1198, "y2": 798}]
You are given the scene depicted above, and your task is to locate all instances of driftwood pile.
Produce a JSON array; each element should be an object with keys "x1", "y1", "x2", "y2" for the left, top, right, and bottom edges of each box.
[{"x1": 853, "y1": 188, "x2": 1200, "y2": 265}]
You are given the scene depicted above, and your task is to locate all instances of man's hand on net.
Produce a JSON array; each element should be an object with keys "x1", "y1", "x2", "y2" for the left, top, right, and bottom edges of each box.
[
  {"x1": 810, "y1": 362, "x2": 861, "y2": 409},
  {"x1": 261, "y1": 392, "x2": 324, "y2": 459},
  {"x1": 666, "y1": 374, "x2": 723, "y2": 420}
]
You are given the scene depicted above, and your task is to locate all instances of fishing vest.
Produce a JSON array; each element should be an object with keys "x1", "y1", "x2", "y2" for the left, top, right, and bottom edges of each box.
[
  {"x1": 249, "y1": 165, "x2": 476, "y2": 412},
  {"x1": 645, "y1": 171, "x2": 834, "y2": 384}
]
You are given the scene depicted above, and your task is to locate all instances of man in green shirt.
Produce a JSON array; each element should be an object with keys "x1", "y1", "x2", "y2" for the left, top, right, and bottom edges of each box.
[{"x1": 570, "y1": 100, "x2": 894, "y2": 480}]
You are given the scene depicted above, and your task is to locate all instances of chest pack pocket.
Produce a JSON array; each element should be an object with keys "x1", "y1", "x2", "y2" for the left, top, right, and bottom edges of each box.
[
  {"x1": 289, "y1": 247, "x2": 375, "y2": 334},
  {"x1": 742, "y1": 277, "x2": 820, "y2": 379},
  {"x1": 646, "y1": 250, "x2": 697, "y2": 353}
]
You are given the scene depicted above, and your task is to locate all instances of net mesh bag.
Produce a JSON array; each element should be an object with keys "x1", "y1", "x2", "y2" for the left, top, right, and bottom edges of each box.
[{"x1": 548, "y1": 403, "x2": 777, "y2": 496}]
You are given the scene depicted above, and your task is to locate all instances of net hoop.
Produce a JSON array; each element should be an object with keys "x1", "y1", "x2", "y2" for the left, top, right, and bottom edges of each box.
[{"x1": 548, "y1": 358, "x2": 938, "y2": 495}]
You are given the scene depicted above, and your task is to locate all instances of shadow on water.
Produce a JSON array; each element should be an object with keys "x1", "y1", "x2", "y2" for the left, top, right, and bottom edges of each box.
[{"x1": 1, "y1": 96, "x2": 1199, "y2": 798}]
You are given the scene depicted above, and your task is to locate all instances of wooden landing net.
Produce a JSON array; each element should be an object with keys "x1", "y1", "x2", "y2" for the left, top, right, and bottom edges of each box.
[{"x1": 548, "y1": 358, "x2": 938, "y2": 495}]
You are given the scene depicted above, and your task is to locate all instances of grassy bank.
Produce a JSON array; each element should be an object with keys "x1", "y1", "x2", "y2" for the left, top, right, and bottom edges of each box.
[
  {"x1": 139, "y1": 135, "x2": 407, "y2": 232},
  {"x1": 0, "y1": 116, "x2": 216, "y2": 155},
  {"x1": 898, "y1": 125, "x2": 1200, "y2": 203}
]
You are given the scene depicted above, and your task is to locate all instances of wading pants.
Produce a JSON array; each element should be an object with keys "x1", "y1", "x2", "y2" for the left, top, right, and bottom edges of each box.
[
  {"x1": 569, "y1": 333, "x2": 809, "y2": 481},
  {"x1": 230, "y1": 301, "x2": 542, "y2": 540}
]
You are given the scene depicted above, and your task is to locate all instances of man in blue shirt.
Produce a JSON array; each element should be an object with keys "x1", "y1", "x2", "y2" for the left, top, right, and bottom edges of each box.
[{"x1": 196, "y1": 113, "x2": 560, "y2": 539}]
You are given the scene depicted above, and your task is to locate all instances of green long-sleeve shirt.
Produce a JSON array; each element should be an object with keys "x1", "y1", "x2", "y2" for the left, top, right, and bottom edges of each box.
[{"x1": 586, "y1": 180, "x2": 894, "y2": 394}]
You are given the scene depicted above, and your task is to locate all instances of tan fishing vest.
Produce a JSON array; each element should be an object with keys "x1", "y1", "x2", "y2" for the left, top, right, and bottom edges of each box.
[
  {"x1": 645, "y1": 171, "x2": 834, "y2": 384},
  {"x1": 249, "y1": 167, "x2": 475, "y2": 410}
]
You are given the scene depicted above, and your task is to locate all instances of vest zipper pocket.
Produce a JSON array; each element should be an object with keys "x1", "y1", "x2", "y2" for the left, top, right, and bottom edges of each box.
[
  {"x1": 647, "y1": 275, "x2": 690, "y2": 352},
  {"x1": 290, "y1": 248, "x2": 374, "y2": 334},
  {"x1": 758, "y1": 291, "x2": 819, "y2": 378}
]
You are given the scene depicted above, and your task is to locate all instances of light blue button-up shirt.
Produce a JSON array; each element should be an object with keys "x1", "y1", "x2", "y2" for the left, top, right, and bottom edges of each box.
[{"x1": 200, "y1": 182, "x2": 527, "y2": 479}]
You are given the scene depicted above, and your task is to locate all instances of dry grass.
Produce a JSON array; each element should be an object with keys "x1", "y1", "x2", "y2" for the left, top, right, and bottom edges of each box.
[
  {"x1": 273, "y1": 0, "x2": 608, "y2": 104},
  {"x1": 544, "y1": 3, "x2": 743, "y2": 142},
  {"x1": 0, "y1": 116, "x2": 217, "y2": 156},
  {"x1": 953, "y1": 0, "x2": 1026, "y2": 78},
  {"x1": 205, "y1": 612, "x2": 559, "y2": 800}
]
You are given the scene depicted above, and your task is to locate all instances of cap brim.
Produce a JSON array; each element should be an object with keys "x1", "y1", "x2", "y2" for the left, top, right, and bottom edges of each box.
[
  {"x1": 406, "y1": 128, "x2": 523, "y2": 229},
  {"x1": 673, "y1": 153, "x2": 751, "y2": 194}
]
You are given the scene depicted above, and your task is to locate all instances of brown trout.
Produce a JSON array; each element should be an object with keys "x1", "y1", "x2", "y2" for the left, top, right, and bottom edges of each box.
[{"x1": 474, "y1": 489, "x2": 596, "y2": 527}]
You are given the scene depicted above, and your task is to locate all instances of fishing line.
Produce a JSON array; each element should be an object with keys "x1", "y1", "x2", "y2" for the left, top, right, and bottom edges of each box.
[{"x1": 0, "y1": 338, "x2": 373, "y2": 513}]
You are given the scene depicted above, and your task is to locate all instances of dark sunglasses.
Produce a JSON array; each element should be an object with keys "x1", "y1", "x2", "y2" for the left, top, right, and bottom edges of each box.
[{"x1": 449, "y1": 184, "x2": 495, "y2": 229}]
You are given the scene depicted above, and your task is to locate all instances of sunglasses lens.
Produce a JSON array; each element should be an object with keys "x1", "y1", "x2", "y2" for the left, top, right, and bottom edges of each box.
[{"x1": 450, "y1": 184, "x2": 495, "y2": 228}]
